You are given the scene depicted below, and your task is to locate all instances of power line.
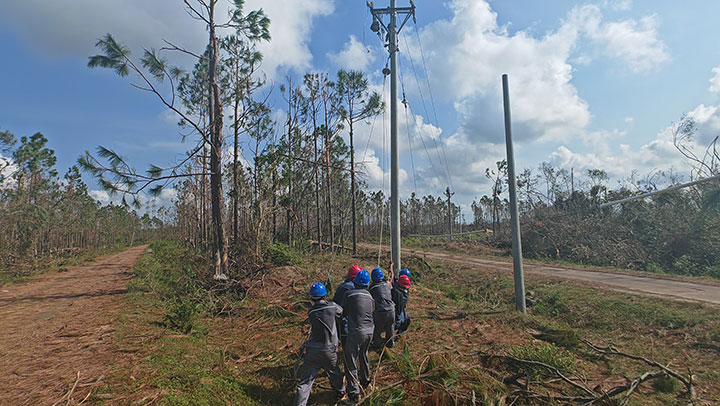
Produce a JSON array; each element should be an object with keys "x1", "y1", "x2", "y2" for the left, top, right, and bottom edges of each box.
[
  {"x1": 413, "y1": 23, "x2": 453, "y2": 190},
  {"x1": 397, "y1": 56, "x2": 417, "y2": 195},
  {"x1": 397, "y1": 53, "x2": 445, "y2": 186},
  {"x1": 400, "y1": 32, "x2": 450, "y2": 187}
]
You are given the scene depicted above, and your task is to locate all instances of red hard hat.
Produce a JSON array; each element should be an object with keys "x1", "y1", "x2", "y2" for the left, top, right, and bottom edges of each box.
[
  {"x1": 398, "y1": 274, "x2": 411, "y2": 288},
  {"x1": 348, "y1": 265, "x2": 362, "y2": 278}
]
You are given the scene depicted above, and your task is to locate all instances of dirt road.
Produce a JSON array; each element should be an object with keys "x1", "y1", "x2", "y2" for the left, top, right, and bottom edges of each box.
[
  {"x1": 0, "y1": 246, "x2": 146, "y2": 405},
  {"x1": 361, "y1": 243, "x2": 720, "y2": 305}
]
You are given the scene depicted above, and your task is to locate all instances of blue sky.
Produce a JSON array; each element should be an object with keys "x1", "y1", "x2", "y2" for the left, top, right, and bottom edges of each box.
[{"x1": 1, "y1": 0, "x2": 720, "y2": 211}]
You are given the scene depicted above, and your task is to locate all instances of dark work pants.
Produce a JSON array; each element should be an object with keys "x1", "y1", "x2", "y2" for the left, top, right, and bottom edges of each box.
[
  {"x1": 372, "y1": 309, "x2": 395, "y2": 348},
  {"x1": 343, "y1": 331, "x2": 372, "y2": 397},
  {"x1": 293, "y1": 346, "x2": 345, "y2": 406}
]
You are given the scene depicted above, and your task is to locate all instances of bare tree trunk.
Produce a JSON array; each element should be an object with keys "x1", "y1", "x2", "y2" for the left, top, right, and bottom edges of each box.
[
  {"x1": 286, "y1": 82, "x2": 294, "y2": 247},
  {"x1": 208, "y1": 1, "x2": 228, "y2": 278},
  {"x1": 325, "y1": 127, "x2": 334, "y2": 253},
  {"x1": 272, "y1": 171, "x2": 277, "y2": 242},
  {"x1": 350, "y1": 125, "x2": 357, "y2": 255},
  {"x1": 232, "y1": 74, "x2": 240, "y2": 246},
  {"x1": 314, "y1": 130, "x2": 321, "y2": 245}
]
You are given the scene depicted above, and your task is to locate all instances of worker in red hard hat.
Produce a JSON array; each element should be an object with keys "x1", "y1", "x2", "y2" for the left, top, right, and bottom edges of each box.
[
  {"x1": 333, "y1": 265, "x2": 363, "y2": 346},
  {"x1": 392, "y1": 274, "x2": 412, "y2": 336}
]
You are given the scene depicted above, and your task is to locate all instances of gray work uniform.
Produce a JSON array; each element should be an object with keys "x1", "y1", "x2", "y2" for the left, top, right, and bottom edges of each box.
[
  {"x1": 369, "y1": 281, "x2": 395, "y2": 348},
  {"x1": 333, "y1": 279, "x2": 355, "y2": 345},
  {"x1": 392, "y1": 282, "x2": 410, "y2": 333},
  {"x1": 293, "y1": 300, "x2": 345, "y2": 406},
  {"x1": 341, "y1": 287, "x2": 374, "y2": 397}
]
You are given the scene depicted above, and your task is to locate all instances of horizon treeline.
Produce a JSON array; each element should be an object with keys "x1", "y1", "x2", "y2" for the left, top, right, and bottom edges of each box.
[{"x1": 0, "y1": 130, "x2": 168, "y2": 272}]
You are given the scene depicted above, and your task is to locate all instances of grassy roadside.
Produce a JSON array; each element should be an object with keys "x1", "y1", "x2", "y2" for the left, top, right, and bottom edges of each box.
[
  {"x1": 97, "y1": 241, "x2": 719, "y2": 405},
  {"x1": 399, "y1": 237, "x2": 720, "y2": 285},
  {"x1": 0, "y1": 244, "x2": 131, "y2": 287}
]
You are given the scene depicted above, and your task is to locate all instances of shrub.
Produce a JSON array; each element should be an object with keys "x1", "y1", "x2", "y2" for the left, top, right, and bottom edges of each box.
[
  {"x1": 162, "y1": 297, "x2": 198, "y2": 334},
  {"x1": 264, "y1": 242, "x2": 300, "y2": 266},
  {"x1": 652, "y1": 374, "x2": 679, "y2": 393},
  {"x1": 509, "y1": 342, "x2": 574, "y2": 378}
]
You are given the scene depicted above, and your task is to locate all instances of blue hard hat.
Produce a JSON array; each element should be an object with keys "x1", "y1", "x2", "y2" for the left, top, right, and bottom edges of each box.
[
  {"x1": 399, "y1": 268, "x2": 411, "y2": 279},
  {"x1": 371, "y1": 267, "x2": 385, "y2": 282},
  {"x1": 354, "y1": 270, "x2": 370, "y2": 286},
  {"x1": 309, "y1": 282, "x2": 327, "y2": 298}
]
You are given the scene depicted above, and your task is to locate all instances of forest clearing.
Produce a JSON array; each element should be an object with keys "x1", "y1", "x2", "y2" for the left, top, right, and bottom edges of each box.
[
  {"x1": 1, "y1": 243, "x2": 718, "y2": 405},
  {"x1": 2, "y1": 0, "x2": 720, "y2": 405}
]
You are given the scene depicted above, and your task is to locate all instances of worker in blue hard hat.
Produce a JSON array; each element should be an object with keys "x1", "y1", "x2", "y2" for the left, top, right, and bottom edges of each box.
[
  {"x1": 369, "y1": 267, "x2": 395, "y2": 349},
  {"x1": 293, "y1": 282, "x2": 346, "y2": 406},
  {"x1": 340, "y1": 269, "x2": 374, "y2": 403}
]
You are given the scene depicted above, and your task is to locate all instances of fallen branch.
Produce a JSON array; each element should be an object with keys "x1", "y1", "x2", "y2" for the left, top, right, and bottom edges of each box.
[
  {"x1": 584, "y1": 370, "x2": 665, "y2": 406},
  {"x1": 479, "y1": 351, "x2": 596, "y2": 397},
  {"x1": 584, "y1": 340, "x2": 696, "y2": 403},
  {"x1": 51, "y1": 371, "x2": 81, "y2": 406}
]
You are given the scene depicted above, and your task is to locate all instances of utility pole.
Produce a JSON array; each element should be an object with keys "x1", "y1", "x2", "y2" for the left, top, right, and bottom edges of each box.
[
  {"x1": 502, "y1": 74, "x2": 527, "y2": 314},
  {"x1": 445, "y1": 186, "x2": 454, "y2": 239},
  {"x1": 368, "y1": 0, "x2": 415, "y2": 272}
]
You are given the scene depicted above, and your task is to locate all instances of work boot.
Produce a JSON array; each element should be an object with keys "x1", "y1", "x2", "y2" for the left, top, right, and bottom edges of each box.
[{"x1": 343, "y1": 394, "x2": 359, "y2": 405}]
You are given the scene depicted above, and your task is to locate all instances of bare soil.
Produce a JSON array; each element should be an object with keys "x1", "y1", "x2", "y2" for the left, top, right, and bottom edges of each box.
[{"x1": 0, "y1": 246, "x2": 146, "y2": 405}]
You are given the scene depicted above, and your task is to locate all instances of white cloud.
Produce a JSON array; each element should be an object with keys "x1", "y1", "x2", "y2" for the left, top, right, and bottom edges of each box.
[
  {"x1": 246, "y1": 0, "x2": 334, "y2": 78},
  {"x1": 413, "y1": 0, "x2": 590, "y2": 145},
  {"x1": 89, "y1": 190, "x2": 111, "y2": 204},
  {"x1": 0, "y1": 0, "x2": 334, "y2": 80},
  {"x1": 0, "y1": 154, "x2": 18, "y2": 190},
  {"x1": 328, "y1": 35, "x2": 375, "y2": 71},
  {"x1": 89, "y1": 186, "x2": 177, "y2": 216},
  {"x1": 357, "y1": 149, "x2": 408, "y2": 192},
  {"x1": 686, "y1": 103, "x2": 720, "y2": 145},
  {"x1": 603, "y1": 0, "x2": 633, "y2": 12},
  {"x1": 567, "y1": 5, "x2": 669, "y2": 73},
  {"x1": 594, "y1": 15, "x2": 670, "y2": 72},
  {"x1": 709, "y1": 67, "x2": 720, "y2": 95}
]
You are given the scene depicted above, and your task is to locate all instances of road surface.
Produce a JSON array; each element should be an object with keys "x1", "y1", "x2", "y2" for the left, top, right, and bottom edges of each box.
[
  {"x1": 361, "y1": 243, "x2": 720, "y2": 305},
  {"x1": 0, "y1": 246, "x2": 146, "y2": 405}
]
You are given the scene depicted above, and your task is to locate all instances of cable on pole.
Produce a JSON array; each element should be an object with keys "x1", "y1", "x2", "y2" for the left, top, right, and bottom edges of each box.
[
  {"x1": 413, "y1": 22, "x2": 453, "y2": 190},
  {"x1": 397, "y1": 56, "x2": 445, "y2": 186},
  {"x1": 400, "y1": 32, "x2": 451, "y2": 188}
]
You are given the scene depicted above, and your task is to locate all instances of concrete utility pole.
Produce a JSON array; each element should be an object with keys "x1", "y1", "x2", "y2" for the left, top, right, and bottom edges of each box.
[
  {"x1": 368, "y1": 0, "x2": 415, "y2": 271},
  {"x1": 502, "y1": 74, "x2": 527, "y2": 314},
  {"x1": 445, "y1": 186, "x2": 454, "y2": 239}
]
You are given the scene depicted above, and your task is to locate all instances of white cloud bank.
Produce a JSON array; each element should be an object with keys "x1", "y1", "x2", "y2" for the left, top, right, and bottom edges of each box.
[{"x1": 0, "y1": 0, "x2": 334, "y2": 80}]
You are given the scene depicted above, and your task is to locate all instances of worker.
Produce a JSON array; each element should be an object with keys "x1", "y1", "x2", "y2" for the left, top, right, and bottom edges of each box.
[
  {"x1": 293, "y1": 282, "x2": 346, "y2": 406},
  {"x1": 341, "y1": 269, "x2": 374, "y2": 403},
  {"x1": 333, "y1": 265, "x2": 362, "y2": 345},
  {"x1": 369, "y1": 267, "x2": 395, "y2": 349},
  {"x1": 392, "y1": 274, "x2": 411, "y2": 335},
  {"x1": 334, "y1": 265, "x2": 362, "y2": 304}
]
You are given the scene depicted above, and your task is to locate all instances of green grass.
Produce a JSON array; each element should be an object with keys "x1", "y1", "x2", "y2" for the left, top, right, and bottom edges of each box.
[
  {"x1": 99, "y1": 241, "x2": 720, "y2": 405},
  {"x1": 97, "y1": 241, "x2": 260, "y2": 405}
]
